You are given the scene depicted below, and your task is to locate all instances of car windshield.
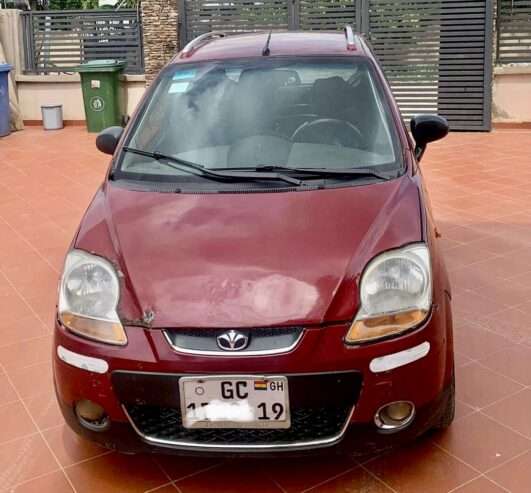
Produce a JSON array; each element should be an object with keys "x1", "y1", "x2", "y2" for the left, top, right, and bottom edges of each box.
[{"x1": 119, "y1": 57, "x2": 402, "y2": 184}]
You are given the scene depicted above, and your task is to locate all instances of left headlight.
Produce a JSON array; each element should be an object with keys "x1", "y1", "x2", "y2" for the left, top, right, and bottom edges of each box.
[
  {"x1": 58, "y1": 249, "x2": 127, "y2": 346},
  {"x1": 345, "y1": 243, "x2": 432, "y2": 344}
]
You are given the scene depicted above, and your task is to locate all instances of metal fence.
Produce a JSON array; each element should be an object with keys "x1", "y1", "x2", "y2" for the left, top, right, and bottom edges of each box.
[
  {"x1": 21, "y1": 9, "x2": 144, "y2": 74},
  {"x1": 178, "y1": 0, "x2": 362, "y2": 45},
  {"x1": 496, "y1": 0, "x2": 531, "y2": 63},
  {"x1": 179, "y1": 0, "x2": 493, "y2": 131},
  {"x1": 368, "y1": 0, "x2": 493, "y2": 131}
]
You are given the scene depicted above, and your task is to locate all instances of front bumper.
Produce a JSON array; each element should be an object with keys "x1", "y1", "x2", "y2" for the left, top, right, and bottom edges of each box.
[{"x1": 53, "y1": 301, "x2": 453, "y2": 455}]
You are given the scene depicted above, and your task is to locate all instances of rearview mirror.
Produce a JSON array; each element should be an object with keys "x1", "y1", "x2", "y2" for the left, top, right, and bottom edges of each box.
[
  {"x1": 410, "y1": 115, "x2": 449, "y2": 161},
  {"x1": 96, "y1": 126, "x2": 124, "y2": 156}
]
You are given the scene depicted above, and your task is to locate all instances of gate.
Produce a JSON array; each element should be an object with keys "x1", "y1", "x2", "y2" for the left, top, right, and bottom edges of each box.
[
  {"x1": 367, "y1": 0, "x2": 493, "y2": 130},
  {"x1": 179, "y1": 0, "x2": 493, "y2": 131},
  {"x1": 178, "y1": 0, "x2": 362, "y2": 44},
  {"x1": 21, "y1": 9, "x2": 144, "y2": 75},
  {"x1": 496, "y1": 0, "x2": 531, "y2": 63}
]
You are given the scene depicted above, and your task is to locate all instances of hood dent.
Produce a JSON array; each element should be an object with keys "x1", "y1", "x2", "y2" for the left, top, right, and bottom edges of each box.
[{"x1": 90, "y1": 178, "x2": 422, "y2": 328}]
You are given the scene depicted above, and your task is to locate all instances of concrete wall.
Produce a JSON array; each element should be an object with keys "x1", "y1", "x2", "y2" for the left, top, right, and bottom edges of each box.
[
  {"x1": 492, "y1": 66, "x2": 531, "y2": 125},
  {"x1": 16, "y1": 74, "x2": 146, "y2": 122}
]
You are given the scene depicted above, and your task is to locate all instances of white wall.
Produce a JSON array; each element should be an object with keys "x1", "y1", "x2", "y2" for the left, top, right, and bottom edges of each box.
[
  {"x1": 16, "y1": 74, "x2": 146, "y2": 121},
  {"x1": 492, "y1": 66, "x2": 531, "y2": 124}
]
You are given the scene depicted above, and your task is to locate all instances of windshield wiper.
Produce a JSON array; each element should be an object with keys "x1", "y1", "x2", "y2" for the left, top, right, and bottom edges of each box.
[
  {"x1": 255, "y1": 165, "x2": 390, "y2": 180},
  {"x1": 224, "y1": 165, "x2": 390, "y2": 181},
  {"x1": 121, "y1": 147, "x2": 303, "y2": 186}
]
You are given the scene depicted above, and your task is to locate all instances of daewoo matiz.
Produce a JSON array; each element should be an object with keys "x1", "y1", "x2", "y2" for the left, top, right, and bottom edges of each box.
[{"x1": 53, "y1": 28, "x2": 455, "y2": 455}]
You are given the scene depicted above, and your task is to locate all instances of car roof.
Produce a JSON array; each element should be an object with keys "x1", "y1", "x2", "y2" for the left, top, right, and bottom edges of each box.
[{"x1": 170, "y1": 31, "x2": 369, "y2": 64}]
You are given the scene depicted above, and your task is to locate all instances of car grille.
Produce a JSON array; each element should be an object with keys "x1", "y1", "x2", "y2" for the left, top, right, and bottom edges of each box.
[
  {"x1": 125, "y1": 404, "x2": 352, "y2": 445},
  {"x1": 112, "y1": 370, "x2": 362, "y2": 450},
  {"x1": 163, "y1": 327, "x2": 303, "y2": 355}
]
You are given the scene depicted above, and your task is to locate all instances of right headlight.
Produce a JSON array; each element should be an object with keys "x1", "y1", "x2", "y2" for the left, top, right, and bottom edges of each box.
[
  {"x1": 58, "y1": 249, "x2": 127, "y2": 346},
  {"x1": 345, "y1": 243, "x2": 432, "y2": 344}
]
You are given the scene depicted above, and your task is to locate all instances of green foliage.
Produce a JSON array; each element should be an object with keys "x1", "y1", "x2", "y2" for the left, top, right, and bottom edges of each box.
[
  {"x1": 46, "y1": 0, "x2": 138, "y2": 9},
  {"x1": 47, "y1": 0, "x2": 96, "y2": 8}
]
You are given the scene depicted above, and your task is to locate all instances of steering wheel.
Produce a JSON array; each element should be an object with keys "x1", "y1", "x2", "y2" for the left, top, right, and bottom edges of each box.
[{"x1": 291, "y1": 118, "x2": 363, "y2": 148}]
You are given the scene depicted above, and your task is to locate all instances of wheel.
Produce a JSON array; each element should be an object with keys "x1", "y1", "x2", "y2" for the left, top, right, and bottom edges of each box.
[{"x1": 434, "y1": 373, "x2": 455, "y2": 430}]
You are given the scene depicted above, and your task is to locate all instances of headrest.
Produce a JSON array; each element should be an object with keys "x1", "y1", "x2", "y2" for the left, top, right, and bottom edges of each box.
[{"x1": 311, "y1": 76, "x2": 352, "y2": 116}]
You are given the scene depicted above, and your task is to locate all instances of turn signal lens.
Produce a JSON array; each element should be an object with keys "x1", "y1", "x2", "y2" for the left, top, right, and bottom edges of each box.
[
  {"x1": 346, "y1": 309, "x2": 428, "y2": 344},
  {"x1": 60, "y1": 313, "x2": 127, "y2": 346}
]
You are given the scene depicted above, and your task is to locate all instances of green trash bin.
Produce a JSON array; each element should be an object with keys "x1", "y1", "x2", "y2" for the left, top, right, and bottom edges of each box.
[{"x1": 76, "y1": 60, "x2": 126, "y2": 133}]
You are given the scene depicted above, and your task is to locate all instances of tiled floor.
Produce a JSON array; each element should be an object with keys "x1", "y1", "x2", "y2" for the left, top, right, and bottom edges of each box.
[{"x1": 1, "y1": 127, "x2": 531, "y2": 492}]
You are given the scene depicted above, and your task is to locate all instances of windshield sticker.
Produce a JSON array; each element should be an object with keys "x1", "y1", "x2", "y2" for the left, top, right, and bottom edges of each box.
[
  {"x1": 169, "y1": 81, "x2": 191, "y2": 94},
  {"x1": 172, "y1": 70, "x2": 197, "y2": 81}
]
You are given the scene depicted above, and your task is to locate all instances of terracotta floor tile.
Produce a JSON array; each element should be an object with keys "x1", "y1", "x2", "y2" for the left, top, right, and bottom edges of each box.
[
  {"x1": 453, "y1": 325, "x2": 515, "y2": 361},
  {"x1": 364, "y1": 441, "x2": 477, "y2": 493},
  {"x1": 441, "y1": 225, "x2": 486, "y2": 244},
  {"x1": 478, "y1": 346, "x2": 531, "y2": 385},
  {"x1": 0, "y1": 401, "x2": 37, "y2": 444},
  {"x1": 0, "y1": 293, "x2": 33, "y2": 324},
  {"x1": 469, "y1": 234, "x2": 529, "y2": 255},
  {"x1": 456, "y1": 362, "x2": 524, "y2": 408},
  {"x1": 304, "y1": 466, "x2": 392, "y2": 492},
  {"x1": 0, "y1": 316, "x2": 49, "y2": 349},
  {"x1": 509, "y1": 270, "x2": 531, "y2": 289},
  {"x1": 433, "y1": 412, "x2": 530, "y2": 472},
  {"x1": 8, "y1": 362, "x2": 54, "y2": 400},
  {"x1": 475, "y1": 279, "x2": 531, "y2": 307},
  {"x1": 23, "y1": 392, "x2": 65, "y2": 431},
  {"x1": 473, "y1": 254, "x2": 531, "y2": 281},
  {"x1": 176, "y1": 462, "x2": 282, "y2": 493},
  {"x1": 0, "y1": 435, "x2": 59, "y2": 491},
  {"x1": 65, "y1": 453, "x2": 167, "y2": 493},
  {"x1": 0, "y1": 335, "x2": 52, "y2": 372},
  {"x1": 0, "y1": 374, "x2": 18, "y2": 406},
  {"x1": 443, "y1": 244, "x2": 496, "y2": 271},
  {"x1": 449, "y1": 266, "x2": 496, "y2": 291},
  {"x1": 451, "y1": 476, "x2": 506, "y2": 493},
  {"x1": 479, "y1": 308, "x2": 531, "y2": 346},
  {"x1": 154, "y1": 455, "x2": 220, "y2": 481},
  {"x1": 42, "y1": 424, "x2": 109, "y2": 467},
  {"x1": 23, "y1": 295, "x2": 57, "y2": 328},
  {"x1": 454, "y1": 350, "x2": 473, "y2": 368},
  {"x1": 147, "y1": 485, "x2": 179, "y2": 493},
  {"x1": 483, "y1": 389, "x2": 531, "y2": 439},
  {"x1": 265, "y1": 455, "x2": 358, "y2": 493},
  {"x1": 487, "y1": 451, "x2": 531, "y2": 492},
  {"x1": 7, "y1": 470, "x2": 73, "y2": 493},
  {"x1": 454, "y1": 400, "x2": 478, "y2": 421},
  {"x1": 451, "y1": 290, "x2": 505, "y2": 319}
]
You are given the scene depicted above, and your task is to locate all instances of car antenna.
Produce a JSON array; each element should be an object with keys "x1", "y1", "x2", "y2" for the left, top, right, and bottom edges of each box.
[{"x1": 262, "y1": 30, "x2": 272, "y2": 56}]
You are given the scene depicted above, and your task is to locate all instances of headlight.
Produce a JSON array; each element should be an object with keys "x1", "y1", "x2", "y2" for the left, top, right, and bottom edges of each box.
[
  {"x1": 346, "y1": 244, "x2": 431, "y2": 344},
  {"x1": 58, "y1": 249, "x2": 127, "y2": 345}
]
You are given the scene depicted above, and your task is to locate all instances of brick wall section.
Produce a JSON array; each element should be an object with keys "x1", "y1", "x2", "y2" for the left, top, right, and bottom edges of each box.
[{"x1": 141, "y1": 0, "x2": 179, "y2": 84}]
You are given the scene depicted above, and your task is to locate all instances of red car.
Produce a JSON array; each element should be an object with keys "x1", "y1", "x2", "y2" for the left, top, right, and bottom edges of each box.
[{"x1": 54, "y1": 28, "x2": 454, "y2": 455}]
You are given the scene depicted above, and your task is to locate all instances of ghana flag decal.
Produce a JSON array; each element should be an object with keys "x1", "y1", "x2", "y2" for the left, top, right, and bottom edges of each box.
[{"x1": 254, "y1": 380, "x2": 268, "y2": 391}]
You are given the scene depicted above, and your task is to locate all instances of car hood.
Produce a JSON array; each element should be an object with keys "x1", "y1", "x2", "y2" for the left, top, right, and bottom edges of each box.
[{"x1": 76, "y1": 177, "x2": 422, "y2": 328}]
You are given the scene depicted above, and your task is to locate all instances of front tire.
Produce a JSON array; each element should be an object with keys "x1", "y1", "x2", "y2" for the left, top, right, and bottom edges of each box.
[{"x1": 434, "y1": 373, "x2": 455, "y2": 430}]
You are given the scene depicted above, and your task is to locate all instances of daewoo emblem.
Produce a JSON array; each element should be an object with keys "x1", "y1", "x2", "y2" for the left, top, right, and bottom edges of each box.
[{"x1": 217, "y1": 330, "x2": 249, "y2": 351}]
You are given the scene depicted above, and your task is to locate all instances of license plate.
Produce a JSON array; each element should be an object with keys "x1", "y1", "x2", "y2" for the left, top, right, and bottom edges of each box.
[{"x1": 179, "y1": 376, "x2": 290, "y2": 429}]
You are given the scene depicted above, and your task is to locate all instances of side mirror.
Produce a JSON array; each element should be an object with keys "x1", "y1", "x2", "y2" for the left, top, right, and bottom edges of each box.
[
  {"x1": 96, "y1": 126, "x2": 124, "y2": 155},
  {"x1": 410, "y1": 115, "x2": 449, "y2": 161}
]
